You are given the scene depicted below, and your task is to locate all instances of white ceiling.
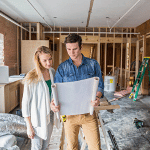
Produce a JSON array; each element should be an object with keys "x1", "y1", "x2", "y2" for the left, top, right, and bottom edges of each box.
[{"x1": 0, "y1": 0, "x2": 150, "y2": 28}]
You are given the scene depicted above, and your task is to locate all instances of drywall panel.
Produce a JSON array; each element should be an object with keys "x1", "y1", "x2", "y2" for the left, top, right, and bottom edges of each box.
[{"x1": 21, "y1": 40, "x2": 49, "y2": 74}]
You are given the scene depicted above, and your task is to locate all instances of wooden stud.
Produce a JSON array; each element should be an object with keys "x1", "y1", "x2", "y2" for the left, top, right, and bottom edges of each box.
[
  {"x1": 59, "y1": 27, "x2": 62, "y2": 64},
  {"x1": 53, "y1": 32, "x2": 55, "y2": 67},
  {"x1": 86, "y1": 0, "x2": 94, "y2": 27},
  {"x1": 113, "y1": 43, "x2": 115, "y2": 75},
  {"x1": 17, "y1": 26, "x2": 20, "y2": 74},
  {"x1": 93, "y1": 27, "x2": 94, "y2": 36},
  {"x1": 142, "y1": 35, "x2": 146, "y2": 93},
  {"x1": 135, "y1": 39, "x2": 139, "y2": 78},
  {"x1": 29, "y1": 23, "x2": 31, "y2": 40},
  {"x1": 43, "y1": 26, "x2": 45, "y2": 40},
  {"x1": 113, "y1": 28, "x2": 115, "y2": 75},
  {"x1": 104, "y1": 43, "x2": 107, "y2": 76},
  {"x1": 37, "y1": 22, "x2": 40, "y2": 40},
  {"x1": 97, "y1": 28, "x2": 100, "y2": 64},
  {"x1": 21, "y1": 23, "x2": 22, "y2": 41},
  {"x1": 120, "y1": 43, "x2": 123, "y2": 90}
]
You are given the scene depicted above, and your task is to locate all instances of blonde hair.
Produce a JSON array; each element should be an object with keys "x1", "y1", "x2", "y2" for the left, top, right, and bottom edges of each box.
[{"x1": 23, "y1": 46, "x2": 52, "y2": 84}]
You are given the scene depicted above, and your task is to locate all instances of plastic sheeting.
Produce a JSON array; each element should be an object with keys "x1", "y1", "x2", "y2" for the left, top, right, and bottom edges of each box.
[
  {"x1": 0, "y1": 113, "x2": 27, "y2": 138},
  {"x1": 0, "y1": 145, "x2": 20, "y2": 150}
]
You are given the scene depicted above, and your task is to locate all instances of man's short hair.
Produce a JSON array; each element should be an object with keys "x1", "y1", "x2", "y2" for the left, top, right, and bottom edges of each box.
[{"x1": 64, "y1": 33, "x2": 82, "y2": 49}]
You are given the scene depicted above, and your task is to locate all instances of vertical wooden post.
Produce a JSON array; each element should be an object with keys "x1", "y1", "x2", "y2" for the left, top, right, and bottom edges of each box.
[
  {"x1": 135, "y1": 39, "x2": 139, "y2": 78},
  {"x1": 43, "y1": 26, "x2": 45, "y2": 40},
  {"x1": 113, "y1": 43, "x2": 115, "y2": 74},
  {"x1": 129, "y1": 28, "x2": 132, "y2": 80},
  {"x1": 21, "y1": 23, "x2": 22, "y2": 41},
  {"x1": 97, "y1": 28, "x2": 100, "y2": 64},
  {"x1": 29, "y1": 23, "x2": 31, "y2": 40},
  {"x1": 53, "y1": 32, "x2": 55, "y2": 67},
  {"x1": 125, "y1": 43, "x2": 130, "y2": 88},
  {"x1": 59, "y1": 27, "x2": 62, "y2": 64},
  {"x1": 142, "y1": 35, "x2": 146, "y2": 93},
  {"x1": 113, "y1": 28, "x2": 115, "y2": 75},
  {"x1": 143, "y1": 35, "x2": 146, "y2": 58},
  {"x1": 120, "y1": 43, "x2": 123, "y2": 90},
  {"x1": 17, "y1": 26, "x2": 20, "y2": 74},
  {"x1": 104, "y1": 43, "x2": 107, "y2": 76},
  {"x1": 37, "y1": 22, "x2": 40, "y2": 40}
]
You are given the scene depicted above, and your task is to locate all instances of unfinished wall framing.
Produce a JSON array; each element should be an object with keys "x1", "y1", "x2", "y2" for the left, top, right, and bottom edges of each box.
[
  {"x1": 19, "y1": 23, "x2": 140, "y2": 90},
  {"x1": 56, "y1": 27, "x2": 138, "y2": 90}
]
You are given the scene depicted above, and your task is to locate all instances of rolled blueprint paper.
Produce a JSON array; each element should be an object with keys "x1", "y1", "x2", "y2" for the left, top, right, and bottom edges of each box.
[
  {"x1": 51, "y1": 84, "x2": 60, "y2": 119},
  {"x1": 90, "y1": 77, "x2": 99, "y2": 115}
]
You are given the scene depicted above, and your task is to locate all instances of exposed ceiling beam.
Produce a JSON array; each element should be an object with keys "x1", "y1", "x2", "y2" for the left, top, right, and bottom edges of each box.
[{"x1": 86, "y1": 0, "x2": 94, "y2": 28}]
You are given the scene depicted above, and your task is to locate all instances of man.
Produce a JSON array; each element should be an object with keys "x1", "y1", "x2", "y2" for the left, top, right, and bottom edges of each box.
[{"x1": 51, "y1": 33, "x2": 104, "y2": 150}]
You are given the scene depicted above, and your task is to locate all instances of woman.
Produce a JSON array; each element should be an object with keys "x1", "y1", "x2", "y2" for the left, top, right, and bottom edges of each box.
[{"x1": 22, "y1": 46, "x2": 55, "y2": 150}]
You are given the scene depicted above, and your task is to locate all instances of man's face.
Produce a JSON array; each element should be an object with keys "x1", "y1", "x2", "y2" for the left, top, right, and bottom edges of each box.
[{"x1": 66, "y1": 42, "x2": 82, "y2": 60}]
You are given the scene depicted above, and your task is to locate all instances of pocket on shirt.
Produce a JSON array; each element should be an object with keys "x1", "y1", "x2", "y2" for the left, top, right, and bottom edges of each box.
[{"x1": 85, "y1": 72, "x2": 94, "y2": 78}]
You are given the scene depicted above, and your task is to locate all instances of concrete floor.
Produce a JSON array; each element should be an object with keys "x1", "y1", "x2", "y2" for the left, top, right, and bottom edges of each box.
[
  {"x1": 14, "y1": 92, "x2": 150, "y2": 150},
  {"x1": 99, "y1": 92, "x2": 150, "y2": 150}
]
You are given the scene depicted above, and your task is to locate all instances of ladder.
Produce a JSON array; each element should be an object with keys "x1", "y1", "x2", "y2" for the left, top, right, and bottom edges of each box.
[{"x1": 129, "y1": 57, "x2": 150, "y2": 101}]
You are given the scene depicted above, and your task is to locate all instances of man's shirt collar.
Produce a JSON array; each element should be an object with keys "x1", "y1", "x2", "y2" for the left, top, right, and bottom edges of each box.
[{"x1": 68, "y1": 54, "x2": 87, "y2": 65}]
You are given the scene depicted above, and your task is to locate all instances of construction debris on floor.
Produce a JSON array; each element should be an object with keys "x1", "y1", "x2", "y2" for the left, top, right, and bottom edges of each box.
[{"x1": 1, "y1": 92, "x2": 150, "y2": 150}]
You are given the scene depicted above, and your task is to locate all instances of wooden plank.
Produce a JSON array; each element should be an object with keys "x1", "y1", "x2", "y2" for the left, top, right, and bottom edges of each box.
[
  {"x1": 37, "y1": 22, "x2": 40, "y2": 40},
  {"x1": 125, "y1": 43, "x2": 130, "y2": 88},
  {"x1": 104, "y1": 43, "x2": 107, "y2": 76},
  {"x1": 53, "y1": 33, "x2": 55, "y2": 67},
  {"x1": 97, "y1": 42, "x2": 100, "y2": 64},
  {"x1": 0, "y1": 86, "x2": 5, "y2": 113},
  {"x1": 100, "y1": 37, "x2": 123, "y2": 43},
  {"x1": 94, "y1": 105, "x2": 120, "y2": 111},
  {"x1": 29, "y1": 23, "x2": 31, "y2": 40},
  {"x1": 142, "y1": 35, "x2": 146, "y2": 93},
  {"x1": 43, "y1": 26, "x2": 45, "y2": 40},
  {"x1": 113, "y1": 43, "x2": 115, "y2": 75},
  {"x1": 21, "y1": 23, "x2": 22, "y2": 41},
  {"x1": 98, "y1": 27, "x2": 101, "y2": 65},
  {"x1": 60, "y1": 35, "x2": 137, "y2": 44},
  {"x1": 60, "y1": 35, "x2": 99, "y2": 43},
  {"x1": 59, "y1": 28, "x2": 62, "y2": 64},
  {"x1": 123, "y1": 38, "x2": 137, "y2": 43},
  {"x1": 120, "y1": 43, "x2": 123, "y2": 90},
  {"x1": 21, "y1": 40, "x2": 49, "y2": 73},
  {"x1": 86, "y1": 0, "x2": 94, "y2": 27},
  {"x1": 4, "y1": 84, "x2": 10, "y2": 113},
  {"x1": 135, "y1": 39, "x2": 139, "y2": 78},
  {"x1": 17, "y1": 26, "x2": 20, "y2": 74}
]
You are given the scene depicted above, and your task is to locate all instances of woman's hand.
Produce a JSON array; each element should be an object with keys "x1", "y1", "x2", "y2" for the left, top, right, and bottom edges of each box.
[
  {"x1": 91, "y1": 97, "x2": 100, "y2": 107},
  {"x1": 51, "y1": 99, "x2": 60, "y2": 112},
  {"x1": 27, "y1": 125, "x2": 35, "y2": 139}
]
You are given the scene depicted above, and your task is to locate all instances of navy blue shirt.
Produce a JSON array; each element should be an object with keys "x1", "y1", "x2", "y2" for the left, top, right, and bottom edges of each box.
[{"x1": 54, "y1": 54, "x2": 104, "y2": 96}]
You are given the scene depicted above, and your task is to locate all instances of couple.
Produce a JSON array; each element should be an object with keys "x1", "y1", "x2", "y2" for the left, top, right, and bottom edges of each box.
[{"x1": 22, "y1": 33, "x2": 104, "y2": 150}]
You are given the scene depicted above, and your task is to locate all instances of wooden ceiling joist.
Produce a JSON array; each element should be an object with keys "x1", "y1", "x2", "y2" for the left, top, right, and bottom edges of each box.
[{"x1": 86, "y1": 0, "x2": 94, "y2": 28}]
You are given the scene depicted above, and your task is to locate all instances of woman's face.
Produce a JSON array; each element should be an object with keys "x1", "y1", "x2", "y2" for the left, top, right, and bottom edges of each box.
[{"x1": 39, "y1": 52, "x2": 52, "y2": 69}]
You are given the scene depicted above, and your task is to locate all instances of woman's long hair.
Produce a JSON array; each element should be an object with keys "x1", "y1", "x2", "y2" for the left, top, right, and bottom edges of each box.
[{"x1": 23, "y1": 46, "x2": 52, "y2": 84}]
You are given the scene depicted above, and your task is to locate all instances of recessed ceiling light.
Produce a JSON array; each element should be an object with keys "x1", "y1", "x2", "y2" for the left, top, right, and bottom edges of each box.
[{"x1": 53, "y1": 17, "x2": 57, "y2": 18}]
